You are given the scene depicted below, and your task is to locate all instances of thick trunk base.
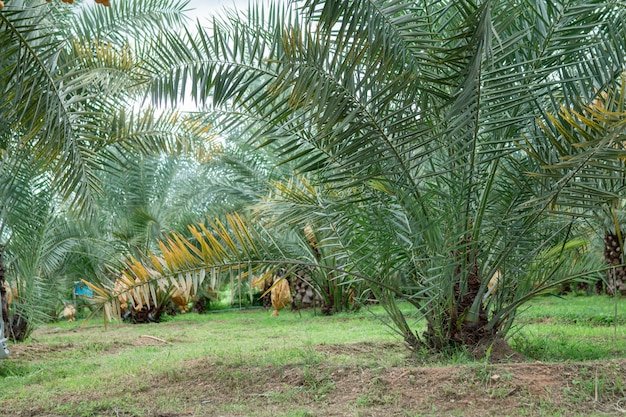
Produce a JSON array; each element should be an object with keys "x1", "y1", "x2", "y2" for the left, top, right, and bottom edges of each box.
[
  {"x1": 123, "y1": 306, "x2": 163, "y2": 323},
  {"x1": 604, "y1": 232, "x2": 626, "y2": 295},
  {"x1": 407, "y1": 328, "x2": 524, "y2": 363},
  {"x1": 470, "y1": 337, "x2": 525, "y2": 363},
  {"x1": 7, "y1": 312, "x2": 30, "y2": 342}
]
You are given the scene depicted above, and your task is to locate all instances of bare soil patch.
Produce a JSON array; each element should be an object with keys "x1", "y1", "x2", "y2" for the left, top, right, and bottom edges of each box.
[
  {"x1": 7, "y1": 342, "x2": 75, "y2": 360},
  {"x1": 16, "y1": 345, "x2": 621, "y2": 417},
  {"x1": 126, "y1": 356, "x2": 626, "y2": 417}
]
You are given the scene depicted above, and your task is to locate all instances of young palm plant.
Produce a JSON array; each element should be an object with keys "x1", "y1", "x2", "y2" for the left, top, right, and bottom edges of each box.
[{"x1": 95, "y1": 0, "x2": 626, "y2": 353}]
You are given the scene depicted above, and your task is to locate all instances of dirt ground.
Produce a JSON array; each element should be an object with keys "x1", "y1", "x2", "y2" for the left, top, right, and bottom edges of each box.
[
  {"x1": 155, "y1": 356, "x2": 626, "y2": 417},
  {"x1": 8, "y1": 341, "x2": 626, "y2": 417}
]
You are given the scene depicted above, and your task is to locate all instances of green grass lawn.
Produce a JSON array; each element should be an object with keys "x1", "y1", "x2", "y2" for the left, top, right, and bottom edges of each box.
[
  {"x1": 511, "y1": 295, "x2": 626, "y2": 361},
  {"x1": 1, "y1": 295, "x2": 625, "y2": 417}
]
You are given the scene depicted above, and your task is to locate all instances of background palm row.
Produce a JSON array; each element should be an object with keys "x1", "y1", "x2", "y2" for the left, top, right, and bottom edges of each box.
[{"x1": 1, "y1": 0, "x2": 625, "y2": 351}]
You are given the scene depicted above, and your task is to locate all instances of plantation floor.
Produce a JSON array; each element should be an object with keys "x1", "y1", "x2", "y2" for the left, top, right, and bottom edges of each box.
[{"x1": 1, "y1": 297, "x2": 626, "y2": 416}]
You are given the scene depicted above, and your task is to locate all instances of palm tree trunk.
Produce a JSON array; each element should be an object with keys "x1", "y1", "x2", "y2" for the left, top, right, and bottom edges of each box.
[
  {"x1": 0, "y1": 248, "x2": 9, "y2": 340},
  {"x1": 423, "y1": 243, "x2": 493, "y2": 350},
  {"x1": 424, "y1": 277, "x2": 492, "y2": 350}
]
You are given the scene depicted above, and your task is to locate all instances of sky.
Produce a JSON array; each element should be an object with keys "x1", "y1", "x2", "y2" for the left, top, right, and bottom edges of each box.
[
  {"x1": 184, "y1": 0, "x2": 250, "y2": 23},
  {"x1": 171, "y1": 0, "x2": 252, "y2": 113}
]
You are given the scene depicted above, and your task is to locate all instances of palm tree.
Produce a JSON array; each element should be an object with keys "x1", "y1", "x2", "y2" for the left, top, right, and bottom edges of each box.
[
  {"x1": 0, "y1": 149, "x2": 80, "y2": 339},
  {"x1": 87, "y1": 153, "x2": 228, "y2": 322},
  {"x1": 0, "y1": 0, "x2": 213, "y2": 339},
  {"x1": 523, "y1": 76, "x2": 626, "y2": 295},
  {"x1": 90, "y1": 0, "x2": 625, "y2": 353}
]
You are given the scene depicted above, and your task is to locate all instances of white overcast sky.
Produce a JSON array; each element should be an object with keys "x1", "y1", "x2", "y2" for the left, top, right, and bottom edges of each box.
[
  {"x1": 185, "y1": 0, "x2": 250, "y2": 23},
  {"x1": 174, "y1": 0, "x2": 270, "y2": 112}
]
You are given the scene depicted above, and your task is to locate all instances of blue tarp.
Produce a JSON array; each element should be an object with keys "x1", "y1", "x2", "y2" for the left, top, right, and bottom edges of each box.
[{"x1": 74, "y1": 284, "x2": 94, "y2": 298}]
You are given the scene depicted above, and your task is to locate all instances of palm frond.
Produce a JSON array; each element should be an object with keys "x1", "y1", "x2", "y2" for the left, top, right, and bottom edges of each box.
[
  {"x1": 1, "y1": 0, "x2": 196, "y2": 215},
  {"x1": 523, "y1": 77, "x2": 626, "y2": 213},
  {"x1": 71, "y1": 0, "x2": 191, "y2": 45},
  {"x1": 84, "y1": 212, "x2": 290, "y2": 321}
]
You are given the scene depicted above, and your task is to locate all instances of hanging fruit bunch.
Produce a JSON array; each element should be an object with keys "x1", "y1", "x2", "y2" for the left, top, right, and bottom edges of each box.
[{"x1": 604, "y1": 231, "x2": 626, "y2": 295}]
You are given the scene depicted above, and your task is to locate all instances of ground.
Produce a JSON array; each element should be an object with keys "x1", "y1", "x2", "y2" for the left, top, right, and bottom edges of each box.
[
  {"x1": 4, "y1": 340, "x2": 626, "y2": 417},
  {"x1": 2, "y1": 300, "x2": 626, "y2": 417}
]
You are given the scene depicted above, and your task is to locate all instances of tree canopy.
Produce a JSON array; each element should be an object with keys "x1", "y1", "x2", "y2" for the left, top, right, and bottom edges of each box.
[{"x1": 2, "y1": 0, "x2": 626, "y2": 353}]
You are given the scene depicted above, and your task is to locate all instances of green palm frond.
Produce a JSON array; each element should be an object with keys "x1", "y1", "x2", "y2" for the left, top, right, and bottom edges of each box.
[
  {"x1": 488, "y1": 236, "x2": 604, "y2": 330},
  {"x1": 84, "y1": 212, "x2": 290, "y2": 321},
  {"x1": 104, "y1": 108, "x2": 215, "y2": 160},
  {"x1": 72, "y1": 0, "x2": 190, "y2": 44},
  {"x1": 523, "y1": 77, "x2": 626, "y2": 213},
  {"x1": 0, "y1": 0, "x2": 196, "y2": 214},
  {"x1": 98, "y1": 154, "x2": 208, "y2": 257}
]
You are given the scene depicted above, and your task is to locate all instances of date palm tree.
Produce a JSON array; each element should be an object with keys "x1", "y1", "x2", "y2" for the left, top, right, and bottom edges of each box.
[
  {"x1": 0, "y1": 156, "x2": 83, "y2": 340},
  {"x1": 0, "y1": 0, "x2": 213, "y2": 339},
  {"x1": 524, "y1": 76, "x2": 626, "y2": 295},
  {"x1": 89, "y1": 0, "x2": 626, "y2": 353}
]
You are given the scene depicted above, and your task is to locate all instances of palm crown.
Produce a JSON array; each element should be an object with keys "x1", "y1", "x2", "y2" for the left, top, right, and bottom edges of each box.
[{"x1": 86, "y1": 0, "x2": 623, "y2": 350}]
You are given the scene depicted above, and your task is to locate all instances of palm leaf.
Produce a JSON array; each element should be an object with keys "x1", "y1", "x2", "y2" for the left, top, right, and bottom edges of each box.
[
  {"x1": 85, "y1": 212, "x2": 291, "y2": 321},
  {"x1": 523, "y1": 79, "x2": 626, "y2": 213},
  {"x1": 1, "y1": 0, "x2": 198, "y2": 214}
]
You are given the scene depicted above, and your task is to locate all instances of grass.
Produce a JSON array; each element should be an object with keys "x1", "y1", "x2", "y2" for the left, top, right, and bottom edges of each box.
[
  {"x1": 510, "y1": 294, "x2": 626, "y2": 361},
  {"x1": 515, "y1": 294, "x2": 626, "y2": 326},
  {"x1": 0, "y1": 295, "x2": 625, "y2": 416}
]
